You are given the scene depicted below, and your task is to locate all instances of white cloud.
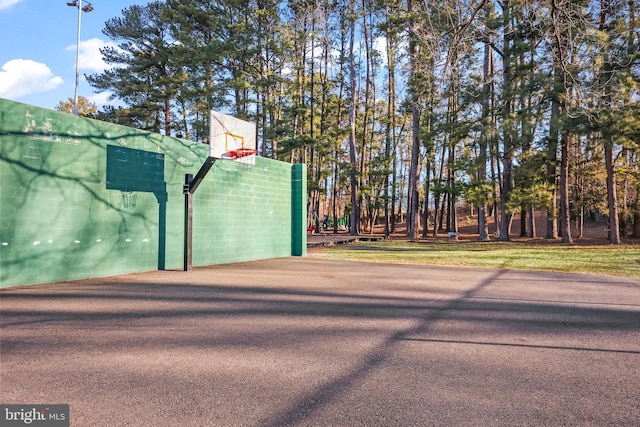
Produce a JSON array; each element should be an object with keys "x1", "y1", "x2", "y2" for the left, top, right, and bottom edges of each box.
[
  {"x1": 374, "y1": 36, "x2": 388, "y2": 66},
  {"x1": 87, "y1": 91, "x2": 112, "y2": 107},
  {"x1": 0, "y1": 0, "x2": 22, "y2": 11},
  {"x1": 0, "y1": 59, "x2": 64, "y2": 98},
  {"x1": 66, "y1": 38, "x2": 120, "y2": 72}
]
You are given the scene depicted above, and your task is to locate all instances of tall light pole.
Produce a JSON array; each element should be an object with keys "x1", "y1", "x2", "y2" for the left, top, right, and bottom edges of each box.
[{"x1": 67, "y1": 0, "x2": 93, "y2": 116}]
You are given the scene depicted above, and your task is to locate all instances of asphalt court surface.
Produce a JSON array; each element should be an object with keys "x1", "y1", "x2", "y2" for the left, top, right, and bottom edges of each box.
[{"x1": 1, "y1": 258, "x2": 639, "y2": 426}]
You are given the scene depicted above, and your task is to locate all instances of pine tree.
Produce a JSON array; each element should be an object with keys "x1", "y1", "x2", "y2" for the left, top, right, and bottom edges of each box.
[{"x1": 87, "y1": 2, "x2": 177, "y2": 135}]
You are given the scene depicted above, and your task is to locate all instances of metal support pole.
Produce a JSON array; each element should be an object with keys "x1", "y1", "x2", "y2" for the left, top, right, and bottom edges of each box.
[
  {"x1": 183, "y1": 157, "x2": 216, "y2": 272},
  {"x1": 73, "y1": 2, "x2": 81, "y2": 115},
  {"x1": 67, "y1": 1, "x2": 93, "y2": 115},
  {"x1": 184, "y1": 174, "x2": 193, "y2": 271}
]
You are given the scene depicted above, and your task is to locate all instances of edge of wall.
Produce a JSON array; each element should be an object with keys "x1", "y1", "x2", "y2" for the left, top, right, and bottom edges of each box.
[{"x1": 291, "y1": 163, "x2": 307, "y2": 256}]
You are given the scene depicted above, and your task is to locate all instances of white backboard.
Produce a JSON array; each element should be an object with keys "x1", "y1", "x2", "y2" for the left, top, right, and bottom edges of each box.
[{"x1": 210, "y1": 110, "x2": 257, "y2": 165}]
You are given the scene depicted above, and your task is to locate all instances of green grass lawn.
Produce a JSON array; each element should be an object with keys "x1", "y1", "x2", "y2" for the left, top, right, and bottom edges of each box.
[{"x1": 310, "y1": 239, "x2": 640, "y2": 279}]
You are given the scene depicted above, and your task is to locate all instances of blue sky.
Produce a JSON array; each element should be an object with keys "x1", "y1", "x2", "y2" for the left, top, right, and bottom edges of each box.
[
  {"x1": 0, "y1": 0, "x2": 146, "y2": 110},
  {"x1": 1, "y1": 0, "x2": 396, "y2": 112}
]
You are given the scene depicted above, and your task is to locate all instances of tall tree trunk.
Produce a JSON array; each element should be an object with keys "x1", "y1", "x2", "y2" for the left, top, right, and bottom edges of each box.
[
  {"x1": 422, "y1": 166, "x2": 430, "y2": 236},
  {"x1": 391, "y1": 147, "x2": 397, "y2": 233},
  {"x1": 600, "y1": 0, "x2": 621, "y2": 244},
  {"x1": 520, "y1": 208, "x2": 527, "y2": 237},
  {"x1": 560, "y1": 131, "x2": 573, "y2": 243},
  {"x1": 348, "y1": 0, "x2": 360, "y2": 236},
  {"x1": 164, "y1": 98, "x2": 171, "y2": 136},
  {"x1": 546, "y1": 74, "x2": 560, "y2": 239},
  {"x1": 447, "y1": 66, "x2": 459, "y2": 235},
  {"x1": 491, "y1": 120, "x2": 501, "y2": 237},
  {"x1": 478, "y1": 24, "x2": 491, "y2": 240},
  {"x1": 527, "y1": 207, "x2": 535, "y2": 238},
  {"x1": 605, "y1": 143, "x2": 621, "y2": 243},
  {"x1": 550, "y1": 0, "x2": 572, "y2": 243},
  {"x1": 433, "y1": 142, "x2": 447, "y2": 237},
  {"x1": 384, "y1": 8, "x2": 397, "y2": 238},
  {"x1": 632, "y1": 201, "x2": 640, "y2": 238},
  {"x1": 333, "y1": 21, "x2": 347, "y2": 234},
  {"x1": 406, "y1": 0, "x2": 421, "y2": 239},
  {"x1": 498, "y1": 0, "x2": 513, "y2": 242}
]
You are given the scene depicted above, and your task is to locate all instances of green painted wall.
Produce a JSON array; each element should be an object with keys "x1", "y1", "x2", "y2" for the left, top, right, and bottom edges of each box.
[{"x1": 0, "y1": 99, "x2": 306, "y2": 288}]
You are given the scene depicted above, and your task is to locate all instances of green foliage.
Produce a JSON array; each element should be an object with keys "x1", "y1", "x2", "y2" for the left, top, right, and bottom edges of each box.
[
  {"x1": 86, "y1": 1, "x2": 178, "y2": 134},
  {"x1": 505, "y1": 183, "x2": 554, "y2": 214},
  {"x1": 86, "y1": 0, "x2": 639, "y2": 238},
  {"x1": 464, "y1": 181, "x2": 495, "y2": 207},
  {"x1": 55, "y1": 96, "x2": 97, "y2": 117}
]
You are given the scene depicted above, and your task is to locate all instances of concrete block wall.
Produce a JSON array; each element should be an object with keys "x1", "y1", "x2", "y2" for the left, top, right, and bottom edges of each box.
[{"x1": 0, "y1": 99, "x2": 306, "y2": 287}]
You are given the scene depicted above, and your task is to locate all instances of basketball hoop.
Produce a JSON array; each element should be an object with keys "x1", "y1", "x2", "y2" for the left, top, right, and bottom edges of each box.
[
  {"x1": 122, "y1": 191, "x2": 138, "y2": 209},
  {"x1": 229, "y1": 148, "x2": 257, "y2": 159}
]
